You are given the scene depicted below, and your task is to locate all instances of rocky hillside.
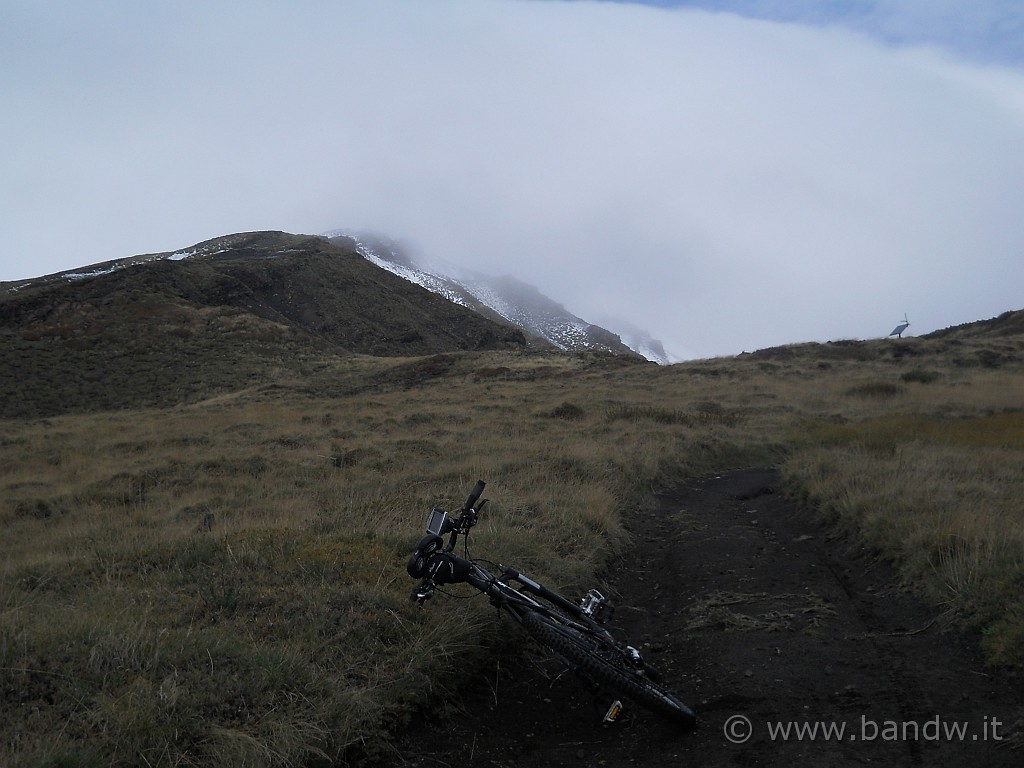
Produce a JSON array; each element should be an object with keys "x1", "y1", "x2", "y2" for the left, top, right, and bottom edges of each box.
[
  {"x1": 922, "y1": 308, "x2": 1024, "y2": 340},
  {"x1": 333, "y1": 232, "x2": 656, "y2": 360},
  {"x1": 736, "y1": 308, "x2": 1024, "y2": 369},
  {"x1": 0, "y1": 231, "x2": 530, "y2": 417}
]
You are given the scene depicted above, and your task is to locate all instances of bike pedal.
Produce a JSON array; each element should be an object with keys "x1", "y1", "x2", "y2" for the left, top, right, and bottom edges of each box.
[{"x1": 603, "y1": 699, "x2": 623, "y2": 724}]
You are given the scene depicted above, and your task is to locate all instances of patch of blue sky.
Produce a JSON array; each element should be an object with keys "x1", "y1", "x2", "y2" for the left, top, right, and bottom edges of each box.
[{"x1": 562, "y1": 0, "x2": 1024, "y2": 68}]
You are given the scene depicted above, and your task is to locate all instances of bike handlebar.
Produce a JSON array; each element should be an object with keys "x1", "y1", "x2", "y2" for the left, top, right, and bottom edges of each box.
[
  {"x1": 464, "y1": 480, "x2": 486, "y2": 512},
  {"x1": 410, "y1": 481, "x2": 489, "y2": 604}
]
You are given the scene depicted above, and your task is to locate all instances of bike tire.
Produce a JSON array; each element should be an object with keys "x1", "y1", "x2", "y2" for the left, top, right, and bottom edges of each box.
[{"x1": 522, "y1": 610, "x2": 696, "y2": 728}]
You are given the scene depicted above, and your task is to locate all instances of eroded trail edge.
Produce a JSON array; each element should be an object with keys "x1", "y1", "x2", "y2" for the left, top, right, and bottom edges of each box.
[{"x1": 389, "y1": 467, "x2": 1022, "y2": 767}]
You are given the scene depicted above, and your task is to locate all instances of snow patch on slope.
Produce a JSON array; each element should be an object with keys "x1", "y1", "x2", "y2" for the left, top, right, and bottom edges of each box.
[{"x1": 337, "y1": 231, "x2": 645, "y2": 356}]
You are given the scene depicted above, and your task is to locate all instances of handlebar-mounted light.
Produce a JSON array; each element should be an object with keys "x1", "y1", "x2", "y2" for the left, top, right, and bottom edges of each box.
[{"x1": 406, "y1": 534, "x2": 444, "y2": 579}]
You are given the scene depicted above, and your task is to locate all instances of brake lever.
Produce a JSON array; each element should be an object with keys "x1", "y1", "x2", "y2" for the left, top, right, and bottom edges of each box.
[{"x1": 464, "y1": 499, "x2": 486, "y2": 529}]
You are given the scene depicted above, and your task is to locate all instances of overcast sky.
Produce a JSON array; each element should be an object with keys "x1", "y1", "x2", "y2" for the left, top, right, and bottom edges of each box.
[{"x1": 3, "y1": 0, "x2": 1023, "y2": 360}]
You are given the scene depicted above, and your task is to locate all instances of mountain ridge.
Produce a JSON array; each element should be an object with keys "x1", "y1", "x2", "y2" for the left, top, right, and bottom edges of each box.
[
  {"x1": 0, "y1": 231, "x2": 541, "y2": 417},
  {"x1": 3, "y1": 229, "x2": 1021, "y2": 420},
  {"x1": 329, "y1": 232, "x2": 660, "y2": 361}
]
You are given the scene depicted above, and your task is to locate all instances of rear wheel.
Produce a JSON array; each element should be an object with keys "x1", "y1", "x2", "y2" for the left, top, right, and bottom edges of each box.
[{"x1": 522, "y1": 611, "x2": 696, "y2": 728}]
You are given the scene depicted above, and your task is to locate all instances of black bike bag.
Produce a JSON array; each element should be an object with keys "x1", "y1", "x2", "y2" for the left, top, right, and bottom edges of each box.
[{"x1": 427, "y1": 552, "x2": 473, "y2": 585}]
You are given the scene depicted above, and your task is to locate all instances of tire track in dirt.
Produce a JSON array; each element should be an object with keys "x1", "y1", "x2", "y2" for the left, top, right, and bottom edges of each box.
[{"x1": 386, "y1": 467, "x2": 1021, "y2": 767}]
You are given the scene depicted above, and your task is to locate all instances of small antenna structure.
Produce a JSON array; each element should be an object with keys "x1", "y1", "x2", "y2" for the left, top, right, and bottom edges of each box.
[{"x1": 889, "y1": 313, "x2": 910, "y2": 339}]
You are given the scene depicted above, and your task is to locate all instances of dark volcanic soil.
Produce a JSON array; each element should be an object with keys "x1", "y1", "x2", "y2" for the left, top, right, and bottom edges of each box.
[{"x1": 384, "y1": 467, "x2": 1022, "y2": 767}]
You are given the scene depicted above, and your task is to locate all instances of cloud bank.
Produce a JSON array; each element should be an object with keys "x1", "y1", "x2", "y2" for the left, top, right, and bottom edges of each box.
[{"x1": 2, "y1": 0, "x2": 1023, "y2": 359}]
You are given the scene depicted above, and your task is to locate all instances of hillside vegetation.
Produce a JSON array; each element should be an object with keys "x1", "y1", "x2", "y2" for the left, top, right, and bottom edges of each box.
[
  {"x1": 0, "y1": 232, "x2": 528, "y2": 418},
  {"x1": 2, "y1": 284, "x2": 1023, "y2": 765}
]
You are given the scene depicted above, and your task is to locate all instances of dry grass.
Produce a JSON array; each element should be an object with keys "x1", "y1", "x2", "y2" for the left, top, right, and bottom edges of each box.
[
  {"x1": 2, "y1": 337, "x2": 1023, "y2": 764},
  {"x1": 1, "y1": 352, "x2": 755, "y2": 766},
  {"x1": 784, "y1": 406, "x2": 1024, "y2": 663}
]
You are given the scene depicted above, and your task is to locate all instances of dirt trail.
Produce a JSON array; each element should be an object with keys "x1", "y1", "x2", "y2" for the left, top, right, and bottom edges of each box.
[{"x1": 386, "y1": 467, "x2": 1022, "y2": 767}]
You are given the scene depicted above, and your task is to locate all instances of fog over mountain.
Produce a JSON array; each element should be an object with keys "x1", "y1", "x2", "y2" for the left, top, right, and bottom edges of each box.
[
  {"x1": 331, "y1": 232, "x2": 664, "y2": 362},
  {"x1": 3, "y1": 1, "x2": 1024, "y2": 358}
]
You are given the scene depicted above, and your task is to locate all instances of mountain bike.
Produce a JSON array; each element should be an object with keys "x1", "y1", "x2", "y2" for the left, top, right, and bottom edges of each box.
[{"x1": 406, "y1": 480, "x2": 697, "y2": 728}]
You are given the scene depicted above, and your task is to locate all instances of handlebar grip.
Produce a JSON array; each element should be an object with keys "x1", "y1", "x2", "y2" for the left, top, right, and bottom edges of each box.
[{"x1": 464, "y1": 480, "x2": 486, "y2": 510}]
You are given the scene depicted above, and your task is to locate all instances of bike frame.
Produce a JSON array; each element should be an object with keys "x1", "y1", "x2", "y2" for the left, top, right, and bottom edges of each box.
[
  {"x1": 468, "y1": 559, "x2": 616, "y2": 643},
  {"x1": 409, "y1": 482, "x2": 615, "y2": 644},
  {"x1": 415, "y1": 537, "x2": 617, "y2": 639}
]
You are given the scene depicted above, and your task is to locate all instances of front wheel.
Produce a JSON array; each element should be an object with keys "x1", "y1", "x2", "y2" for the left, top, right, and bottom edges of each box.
[{"x1": 522, "y1": 611, "x2": 696, "y2": 728}]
